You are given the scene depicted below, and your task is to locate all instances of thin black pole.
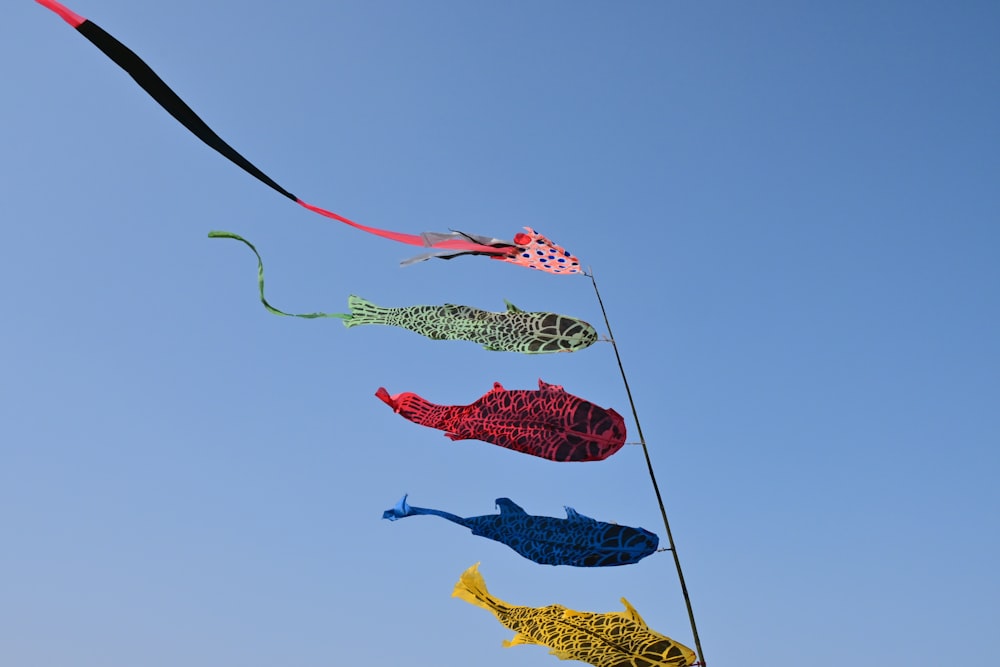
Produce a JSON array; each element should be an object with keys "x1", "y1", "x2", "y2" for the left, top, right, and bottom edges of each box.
[{"x1": 587, "y1": 269, "x2": 706, "y2": 667}]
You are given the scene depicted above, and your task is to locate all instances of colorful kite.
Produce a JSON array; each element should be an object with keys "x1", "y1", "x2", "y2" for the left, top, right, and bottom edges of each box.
[
  {"x1": 384, "y1": 495, "x2": 659, "y2": 567},
  {"x1": 453, "y1": 563, "x2": 697, "y2": 667},
  {"x1": 375, "y1": 379, "x2": 626, "y2": 462},
  {"x1": 37, "y1": 1, "x2": 706, "y2": 661},
  {"x1": 208, "y1": 231, "x2": 596, "y2": 352},
  {"x1": 400, "y1": 228, "x2": 583, "y2": 274},
  {"x1": 35, "y1": 0, "x2": 582, "y2": 273}
]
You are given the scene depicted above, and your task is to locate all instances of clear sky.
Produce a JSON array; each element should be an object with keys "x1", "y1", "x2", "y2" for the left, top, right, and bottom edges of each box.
[{"x1": 3, "y1": 1, "x2": 998, "y2": 666}]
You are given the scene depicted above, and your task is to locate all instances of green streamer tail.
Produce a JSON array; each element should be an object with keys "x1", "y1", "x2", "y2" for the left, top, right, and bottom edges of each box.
[{"x1": 208, "y1": 231, "x2": 350, "y2": 321}]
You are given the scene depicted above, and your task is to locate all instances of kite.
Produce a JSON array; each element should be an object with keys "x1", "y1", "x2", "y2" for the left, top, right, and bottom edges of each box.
[
  {"x1": 341, "y1": 295, "x2": 598, "y2": 353},
  {"x1": 375, "y1": 379, "x2": 626, "y2": 462},
  {"x1": 453, "y1": 563, "x2": 698, "y2": 667},
  {"x1": 35, "y1": 0, "x2": 582, "y2": 274},
  {"x1": 208, "y1": 231, "x2": 597, "y2": 352},
  {"x1": 383, "y1": 495, "x2": 659, "y2": 567},
  {"x1": 399, "y1": 228, "x2": 583, "y2": 274}
]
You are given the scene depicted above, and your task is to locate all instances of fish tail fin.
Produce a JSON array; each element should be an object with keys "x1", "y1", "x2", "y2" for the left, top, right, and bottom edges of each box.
[
  {"x1": 343, "y1": 295, "x2": 390, "y2": 328},
  {"x1": 452, "y1": 563, "x2": 504, "y2": 614},
  {"x1": 208, "y1": 231, "x2": 350, "y2": 320},
  {"x1": 382, "y1": 494, "x2": 416, "y2": 521},
  {"x1": 374, "y1": 387, "x2": 398, "y2": 411}
]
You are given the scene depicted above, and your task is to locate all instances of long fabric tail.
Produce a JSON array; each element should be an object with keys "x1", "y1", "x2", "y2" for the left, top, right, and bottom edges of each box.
[
  {"x1": 381, "y1": 494, "x2": 468, "y2": 526},
  {"x1": 208, "y1": 231, "x2": 349, "y2": 320},
  {"x1": 34, "y1": 0, "x2": 509, "y2": 256}
]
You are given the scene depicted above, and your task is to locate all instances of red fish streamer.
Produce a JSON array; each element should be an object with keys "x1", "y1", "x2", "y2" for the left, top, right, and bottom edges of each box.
[{"x1": 376, "y1": 379, "x2": 626, "y2": 462}]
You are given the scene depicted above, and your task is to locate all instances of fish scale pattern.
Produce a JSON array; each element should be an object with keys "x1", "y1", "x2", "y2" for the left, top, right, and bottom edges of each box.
[
  {"x1": 375, "y1": 379, "x2": 627, "y2": 462},
  {"x1": 344, "y1": 296, "x2": 598, "y2": 353},
  {"x1": 477, "y1": 505, "x2": 654, "y2": 567},
  {"x1": 453, "y1": 564, "x2": 697, "y2": 667},
  {"x1": 383, "y1": 496, "x2": 659, "y2": 567}
]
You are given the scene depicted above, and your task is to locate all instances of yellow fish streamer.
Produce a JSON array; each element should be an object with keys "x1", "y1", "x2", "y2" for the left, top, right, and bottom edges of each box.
[{"x1": 452, "y1": 563, "x2": 697, "y2": 667}]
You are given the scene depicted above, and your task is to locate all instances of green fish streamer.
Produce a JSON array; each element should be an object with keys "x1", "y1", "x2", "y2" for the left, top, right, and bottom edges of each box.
[{"x1": 209, "y1": 231, "x2": 598, "y2": 353}]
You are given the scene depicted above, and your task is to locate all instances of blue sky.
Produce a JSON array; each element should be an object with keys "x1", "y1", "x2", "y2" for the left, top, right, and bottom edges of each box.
[{"x1": 3, "y1": 1, "x2": 998, "y2": 665}]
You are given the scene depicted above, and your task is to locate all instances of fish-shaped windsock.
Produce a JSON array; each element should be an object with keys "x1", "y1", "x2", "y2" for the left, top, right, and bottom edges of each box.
[
  {"x1": 402, "y1": 227, "x2": 583, "y2": 274},
  {"x1": 343, "y1": 296, "x2": 597, "y2": 353},
  {"x1": 383, "y1": 496, "x2": 658, "y2": 567},
  {"x1": 453, "y1": 563, "x2": 697, "y2": 667},
  {"x1": 35, "y1": 0, "x2": 583, "y2": 273},
  {"x1": 208, "y1": 231, "x2": 596, "y2": 352},
  {"x1": 375, "y1": 379, "x2": 627, "y2": 462}
]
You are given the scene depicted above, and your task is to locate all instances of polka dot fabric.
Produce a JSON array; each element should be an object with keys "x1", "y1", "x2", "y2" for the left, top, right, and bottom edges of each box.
[{"x1": 499, "y1": 227, "x2": 582, "y2": 274}]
